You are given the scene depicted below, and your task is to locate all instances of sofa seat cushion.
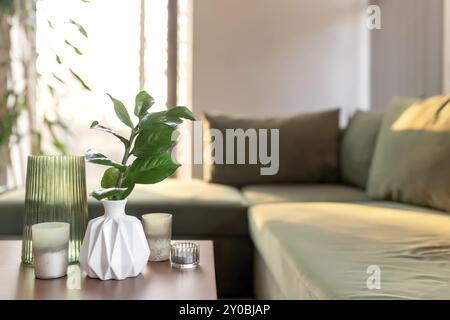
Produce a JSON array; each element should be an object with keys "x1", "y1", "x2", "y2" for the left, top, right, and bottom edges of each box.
[
  {"x1": 242, "y1": 184, "x2": 370, "y2": 205},
  {"x1": 0, "y1": 179, "x2": 249, "y2": 236},
  {"x1": 249, "y1": 201, "x2": 450, "y2": 299}
]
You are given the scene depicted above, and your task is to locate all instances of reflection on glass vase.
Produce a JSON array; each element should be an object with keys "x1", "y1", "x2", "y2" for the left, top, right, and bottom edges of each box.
[{"x1": 21, "y1": 155, "x2": 88, "y2": 265}]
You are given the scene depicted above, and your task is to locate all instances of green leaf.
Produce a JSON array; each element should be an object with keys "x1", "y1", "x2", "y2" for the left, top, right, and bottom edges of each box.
[
  {"x1": 0, "y1": 93, "x2": 21, "y2": 147},
  {"x1": 68, "y1": 19, "x2": 88, "y2": 38},
  {"x1": 64, "y1": 39, "x2": 83, "y2": 55},
  {"x1": 139, "y1": 107, "x2": 194, "y2": 130},
  {"x1": 118, "y1": 176, "x2": 135, "y2": 199},
  {"x1": 85, "y1": 149, "x2": 126, "y2": 171},
  {"x1": 51, "y1": 138, "x2": 68, "y2": 155},
  {"x1": 166, "y1": 106, "x2": 195, "y2": 120},
  {"x1": 69, "y1": 69, "x2": 91, "y2": 91},
  {"x1": 90, "y1": 121, "x2": 129, "y2": 148},
  {"x1": 55, "y1": 53, "x2": 62, "y2": 64},
  {"x1": 106, "y1": 93, "x2": 133, "y2": 128},
  {"x1": 120, "y1": 184, "x2": 135, "y2": 199},
  {"x1": 52, "y1": 73, "x2": 65, "y2": 84},
  {"x1": 45, "y1": 117, "x2": 68, "y2": 155},
  {"x1": 47, "y1": 85, "x2": 55, "y2": 96},
  {"x1": 54, "y1": 119, "x2": 73, "y2": 135},
  {"x1": 127, "y1": 152, "x2": 180, "y2": 184},
  {"x1": 134, "y1": 91, "x2": 154, "y2": 118},
  {"x1": 90, "y1": 187, "x2": 128, "y2": 201},
  {"x1": 139, "y1": 111, "x2": 182, "y2": 129},
  {"x1": 132, "y1": 123, "x2": 177, "y2": 158},
  {"x1": 101, "y1": 167, "x2": 120, "y2": 188}
]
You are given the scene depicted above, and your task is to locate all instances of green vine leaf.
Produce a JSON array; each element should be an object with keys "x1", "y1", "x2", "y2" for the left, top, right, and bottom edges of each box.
[
  {"x1": 68, "y1": 19, "x2": 88, "y2": 38},
  {"x1": 69, "y1": 68, "x2": 91, "y2": 91},
  {"x1": 52, "y1": 73, "x2": 65, "y2": 85},
  {"x1": 107, "y1": 93, "x2": 133, "y2": 128},
  {"x1": 45, "y1": 117, "x2": 68, "y2": 154},
  {"x1": 47, "y1": 85, "x2": 55, "y2": 97},
  {"x1": 64, "y1": 39, "x2": 83, "y2": 55}
]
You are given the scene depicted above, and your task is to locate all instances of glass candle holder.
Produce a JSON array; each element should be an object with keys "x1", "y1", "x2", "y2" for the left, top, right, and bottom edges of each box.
[
  {"x1": 170, "y1": 242, "x2": 200, "y2": 269},
  {"x1": 21, "y1": 155, "x2": 88, "y2": 265},
  {"x1": 32, "y1": 222, "x2": 70, "y2": 279},
  {"x1": 142, "y1": 213, "x2": 172, "y2": 261}
]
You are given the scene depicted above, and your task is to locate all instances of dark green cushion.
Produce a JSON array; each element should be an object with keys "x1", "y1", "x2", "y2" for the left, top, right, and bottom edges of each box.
[
  {"x1": 203, "y1": 110, "x2": 340, "y2": 187},
  {"x1": 340, "y1": 110, "x2": 383, "y2": 189},
  {"x1": 367, "y1": 95, "x2": 450, "y2": 212}
]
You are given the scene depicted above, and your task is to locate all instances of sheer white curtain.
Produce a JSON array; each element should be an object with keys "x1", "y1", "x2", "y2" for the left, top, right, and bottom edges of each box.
[{"x1": 36, "y1": 0, "x2": 169, "y2": 171}]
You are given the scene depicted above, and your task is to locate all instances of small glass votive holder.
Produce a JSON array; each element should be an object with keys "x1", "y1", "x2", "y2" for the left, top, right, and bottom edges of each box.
[
  {"x1": 170, "y1": 242, "x2": 200, "y2": 269},
  {"x1": 32, "y1": 222, "x2": 70, "y2": 279},
  {"x1": 142, "y1": 213, "x2": 172, "y2": 262}
]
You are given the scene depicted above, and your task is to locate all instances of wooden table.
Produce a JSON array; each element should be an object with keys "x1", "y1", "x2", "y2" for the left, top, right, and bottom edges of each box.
[{"x1": 0, "y1": 240, "x2": 217, "y2": 300}]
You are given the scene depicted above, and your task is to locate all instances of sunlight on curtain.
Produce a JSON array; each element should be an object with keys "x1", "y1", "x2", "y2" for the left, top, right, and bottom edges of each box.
[
  {"x1": 145, "y1": 0, "x2": 168, "y2": 111},
  {"x1": 176, "y1": 0, "x2": 193, "y2": 179},
  {"x1": 36, "y1": 0, "x2": 168, "y2": 167}
]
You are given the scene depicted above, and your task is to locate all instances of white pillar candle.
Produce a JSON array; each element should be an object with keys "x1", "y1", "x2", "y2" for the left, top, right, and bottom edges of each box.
[
  {"x1": 32, "y1": 222, "x2": 70, "y2": 279},
  {"x1": 142, "y1": 213, "x2": 172, "y2": 261}
]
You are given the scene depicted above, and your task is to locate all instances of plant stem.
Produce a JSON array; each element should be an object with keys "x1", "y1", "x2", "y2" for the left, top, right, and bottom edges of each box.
[{"x1": 115, "y1": 127, "x2": 137, "y2": 188}]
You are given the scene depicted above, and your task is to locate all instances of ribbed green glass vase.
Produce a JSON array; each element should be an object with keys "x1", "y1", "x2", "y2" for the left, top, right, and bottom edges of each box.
[{"x1": 21, "y1": 155, "x2": 88, "y2": 265}]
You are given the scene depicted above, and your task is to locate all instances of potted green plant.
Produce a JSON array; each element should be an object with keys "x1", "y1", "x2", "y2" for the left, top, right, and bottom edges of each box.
[{"x1": 79, "y1": 90, "x2": 194, "y2": 280}]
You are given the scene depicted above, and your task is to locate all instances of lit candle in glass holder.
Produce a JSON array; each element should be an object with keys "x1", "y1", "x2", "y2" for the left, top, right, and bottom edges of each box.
[
  {"x1": 142, "y1": 213, "x2": 172, "y2": 262},
  {"x1": 32, "y1": 222, "x2": 70, "y2": 279}
]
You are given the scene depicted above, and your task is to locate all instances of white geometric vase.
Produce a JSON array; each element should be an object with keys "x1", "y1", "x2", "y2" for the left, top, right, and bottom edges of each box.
[{"x1": 79, "y1": 199, "x2": 150, "y2": 280}]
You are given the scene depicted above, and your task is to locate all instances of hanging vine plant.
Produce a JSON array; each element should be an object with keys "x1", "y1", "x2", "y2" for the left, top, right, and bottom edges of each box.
[
  {"x1": 35, "y1": 0, "x2": 92, "y2": 155},
  {"x1": 0, "y1": 0, "x2": 92, "y2": 156}
]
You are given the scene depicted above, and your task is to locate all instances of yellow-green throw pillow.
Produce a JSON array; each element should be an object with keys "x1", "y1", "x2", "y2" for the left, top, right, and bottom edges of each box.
[{"x1": 367, "y1": 95, "x2": 450, "y2": 212}]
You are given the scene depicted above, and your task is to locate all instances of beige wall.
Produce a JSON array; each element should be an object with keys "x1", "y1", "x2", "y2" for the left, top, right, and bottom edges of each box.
[
  {"x1": 192, "y1": 0, "x2": 369, "y2": 117},
  {"x1": 369, "y1": 0, "x2": 443, "y2": 107},
  {"x1": 190, "y1": 0, "x2": 370, "y2": 178},
  {"x1": 444, "y1": 0, "x2": 450, "y2": 92}
]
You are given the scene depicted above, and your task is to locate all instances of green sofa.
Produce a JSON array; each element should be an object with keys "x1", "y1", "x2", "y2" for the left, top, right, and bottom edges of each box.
[
  {"x1": 0, "y1": 179, "x2": 372, "y2": 298},
  {"x1": 1, "y1": 95, "x2": 450, "y2": 299}
]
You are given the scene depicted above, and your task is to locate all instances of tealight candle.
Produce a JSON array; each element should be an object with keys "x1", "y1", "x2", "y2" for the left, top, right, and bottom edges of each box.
[
  {"x1": 142, "y1": 213, "x2": 172, "y2": 261},
  {"x1": 170, "y1": 242, "x2": 200, "y2": 269},
  {"x1": 32, "y1": 222, "x2": 70, "y2": 279}
]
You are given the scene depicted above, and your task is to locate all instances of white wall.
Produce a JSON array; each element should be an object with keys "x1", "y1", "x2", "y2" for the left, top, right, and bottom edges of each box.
[
  {"x1": 444, "y1": 0, "x2": 450, "y2": 92},
  {"x1": 369, "y1": 0, "x2": 443, "y2": 108},
  {"x1": 192, "y1": 0, "x2": 369, "y2": 118},
  {"x1": 190, "y1": 0, "x2": 369, "y2": 178}
]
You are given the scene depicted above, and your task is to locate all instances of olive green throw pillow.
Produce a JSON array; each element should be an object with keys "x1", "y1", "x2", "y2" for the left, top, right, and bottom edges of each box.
[
  {"x1": 341, "y1": 110, "x2": 383, "y2": 189},
  {"x1": 367, "y1": 95, "x2": 450, "y2": 212},
  {"x1": 203, "y1": 110, "x2": 340, "y2": 187}
]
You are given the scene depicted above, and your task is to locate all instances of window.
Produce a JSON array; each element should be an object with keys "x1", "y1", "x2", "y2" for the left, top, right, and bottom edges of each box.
[{"x1": 36, "y1": 0, "x2": 170, "y2": 163}]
